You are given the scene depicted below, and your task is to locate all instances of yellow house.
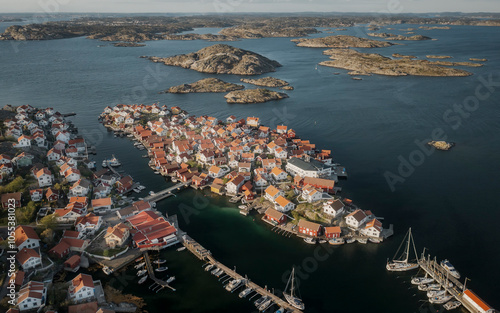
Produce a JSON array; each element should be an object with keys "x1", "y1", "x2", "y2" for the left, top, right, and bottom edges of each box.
[{"x1": 104, "y1": 223, "x2": 129, "y2": 248}]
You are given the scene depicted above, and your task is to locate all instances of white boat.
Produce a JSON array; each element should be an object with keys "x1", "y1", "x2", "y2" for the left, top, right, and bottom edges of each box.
[
  {"x1": 176, "y1": 247, "x2": 186, "y2": 252},
  {"x1": 345, "y1": 237, "x2": 355, "y2": 244},
  {"x1": 133, "y1": 188, "x2": 141, "y2": 193},
  {"x1": 155, "y1": 266, "x2": 168, "y2": 272},
  {"x1": 427, "y1": 289, "x2": 446, "y2": 298},
  {"x1": 239, "y1": 287, "x2": 253, "y2": 298},
  {"x1": 304, "y1": 237, "x2": 316, "y2": 244},
  {"x1": 319, "y1": 239, "x2": 327, "y2": 244},
  {"x1": 107, "y1": 155, "x2": 121, "y2": 167},
  {"x1": 134, "y1": 262, "x2": 145, "y2": 269},
  {"x1": 215, "y1": 269, "x2": 225, "y2": 277},
  {"x1": 205, "y1": 264, "x2": 214, "y2": 272},
  {"x1": 153, "y1": 259, "x2": 166, "y2": 265},
  {"x1": 167, "y1": 276, "x2": 175, "y2": 283},
  {"x1": 259, "y1": 298, "x2": 273, "y2": 311},
  {"x1": 138, "y1": 275, "x2": 147, "y2": 284},
  {"x1": 329, "y1": 237, "x2": 345, "y2": 245},
  {"x1": 138, "y1": 185, "x2": 146, "y2": 190},
  {"x1": 357, "y1": 237, "x2": 368, "y2": 244},
  {"x1": 102, "y1": 266, "x2": 113, "y2": 275},
  {"x1": 429, "y1": 294, "x2": 453, "y2": 304},
  {"x1": 238, "y1": 205, "x2": 247, "y2": 209},
  {"x1": 444, "y1": 300, "x2": 461, "y2": 311},
  {"x1": 154, "y1": 171, "x2": 160, "y2": 175},
  {"x1": 411, "y1": 277, "x2": 434, "y2": 285},
  {"x1": 275, "y1": 307, "x2": 285, "y2": 313},
  {"x1": 211, "y1": 267, "x2": 219, "y2": 275},
  {"x1": 283, "y1": 267, "x2": 305, "y2": 310},
  {"x1": 149, "y1": 191, "x2": 155, "y2": 195},
  {"x1": 369, "y1": 237, "x2": 382, "y2": 243},
  {"x1": 225, "y1": 279, "x2": 242, "y2": 292},
  {"x1": 255, "y1": 296, "x2": 268, "y2": 308},
  {"x1": 418, "y1": 283, "x2": 441, "y2": 291},
  {"x1": 440, "y1": 259, "x2": 461, "y2": 279},
  {"x1": 386, "y1": 228, "x2": 419, "y2": 272},
  {"x1": 137, "y1": 269, "x2": 147, "y2": 276}
]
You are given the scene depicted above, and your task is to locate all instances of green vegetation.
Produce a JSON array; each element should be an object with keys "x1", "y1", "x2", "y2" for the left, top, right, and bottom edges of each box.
[
  {"x1": 16, "y1": 200, "x2": 40, "y2": 224},
  {"x1": 39, "y1": 213, "x2": 58, "y2": 229},
  {"x1": 0, "y1": 176, "x2": 25, "y2": 194}
]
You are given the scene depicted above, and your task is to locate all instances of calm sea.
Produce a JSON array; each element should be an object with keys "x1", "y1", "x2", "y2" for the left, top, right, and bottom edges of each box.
[{"x1": 1, "y1": 20, "x2": 500, "y2": 313}]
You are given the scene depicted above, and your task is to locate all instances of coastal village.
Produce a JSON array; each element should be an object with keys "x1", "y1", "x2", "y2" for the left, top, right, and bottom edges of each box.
[{"x1": 0, "y1": 103, "x2": 495, "y2": 313}]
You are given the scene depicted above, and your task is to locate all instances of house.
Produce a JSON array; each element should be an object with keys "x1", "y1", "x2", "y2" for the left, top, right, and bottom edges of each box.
[
  {"x1": 274, "y1": 147, "x2": 288, "y2": 159},
  {"x1": 226, "y1": 175, "x2": 245, "y2": 195},
  {"x1": 75, "y1": 213, "x2": 102, "y2": 236},
  {"x1": 302, "y1": 177, "x2": 336, "y2": 193},
  {"x1": 115, "y1": 175, "x2": 134, "y2": 194},
  {"x1": 14, "y1": 226, "x2": 40, "y2": 250},
  {"x1": 208, "y1": 165, "x2": 224, "y2": 178},
  {"x1": 45, "y1": 187, "x2": 59, "y2": 202},
  {"x1": 246, "y1": 117, "x2": 260, "y2": 128},
  {"x1": 69, "y1": 179, "x2": 91, "y2": 196},
  {"x1": 0, "y1": 154, "x2": 12, "y2": 164},
  {"x1": 91, "y1": 197, "x2": 113, "y2": 213},
  {"x1": 12, "y1": 153, "x2": 34, "y2": 167},
  {"x1": 270, "y1": 167, "x2": 287, "y2": 181},
  {"x1": 2, "y1": 192, "x2": 22, "y2": 209},
  {"x1": 301, "y1": 185, "x2": 323, "y2": 203},
  {"x1": 324, "y1": 226, "x2": 342, "y2": 239},
  {"x1": 35, "y1": 168, "x2": 53, "y2": 187},
  {"x1": 29, "y1": 189, "x2": 43, "y2": 202},
  {"x1": 104, "y1": 223, "x2": 129, "y2": 248},
  {"x1": 274, "y1": 195, "x2": 295, "y2": 212},
  {"x1": 68, "y1": 273, "x2": 96, "y2": 302},
  {"x1": 323, "y1": 199, "x2": 345, "y2": 218},
  {"x1": 264, "y1": 207, "x2": 287, "y2": 225},
  {"x1": 116, "y1": 200, "x2": 151, "y2": 219},
  {"x1": 15, "y1": 135, "x2": 32, "y2": 148},
  {"x1": 462, "y1": 289, "x2": 495, "y2": 313},
  {"x1": 65, "y1": 168, "x2": 81, "y2": 183},
  {"x1": 64, "y1": 254, "x2": 81, "y2": 271},
  {"x1": 360, "y1": 218, "x2": 382, "y2": 238},
  {"x1": 264, "y1": 185, "x2": 284, "y2": 202},
  {"x1": 345, "y1": 209, "x2": 369, "y2": 229},
  {"x1": 16, "y1": 248, "x2": 42, "y2": 270},
  {"x1": 298, "y1": 219, "x2": 322, "y2": 237},
  {"x1": 211, "y1": 183, "x2": 224, "y2": 194},
  {"x1": 286, "y1": 157, "x2": 332, "y2": 178},
  {"x1": 128, "y1": 211, "x2": 178, "y2": 249},
  {"x1": 277, "y1": 125, "x2": 287, "y2": 134},
  {"x1": 54, "y1": 208, "x2": 82, "y2": 223},
  {"x1": 253, "y1": 174, "x2": 268, "y2": 187},
  {"x1": 17, "y1": 281, "x2": 46, "y2": 312}
]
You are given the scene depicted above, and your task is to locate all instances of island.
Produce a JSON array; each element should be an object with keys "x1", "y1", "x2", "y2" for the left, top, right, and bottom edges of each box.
[
  {"x1": 427, "y1": 141, "x2": 454, "y2": 150},
  {"x1": 470, "y1": 58, "x2": 488, "y2": 62},
  {"x1": 219, "y1": 26, "x2": 319, "y2": 38},
  {"x1": 319, "y1": 48, "x2": 481, "y2": 77},
  {"x1": 163, "y1": 33, "x2": 238, "y2": 41},
  {"x1": 291, "y1": 35, "x2": 393, "y2": 48},
  {"x1": 240, "y1": 77, "x2": 292, "y2": 89},
  {"x1": 147, "y1": 44, "x2": 282, "y2": 75},
  {"x1": 224, "y1": 88, "x2": 289, "y2": 104},
  {"x1": 419, "y1": 26, "x2": 451, "y2": 30},
  {"x1": 162, "y1": 78, "x2": 245, "y2": 93},
  {"x1": 427, "y1": 55, "x2": 452, "y2": 59},
  {"x1": 367, "y1": 32, "x2": 431, "y2": 40},
  {"x1": 113, "y1": 42, "x2": 146, "y2": 47},
  {"x1": 392, "y1": 53, "x2": 417, "y2": 59}
]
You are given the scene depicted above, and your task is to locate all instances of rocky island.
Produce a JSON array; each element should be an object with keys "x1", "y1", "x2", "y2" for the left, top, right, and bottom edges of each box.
[
  {"x1": 291, "y1": 35, "x2": 393, "y2": 48},
  {"x1": 113, "y1": 42, "x2": 146, "y2": 47},
  {"x1": 240, "y1": 77, "x2": 292, "y2": 90},
  {"x1": 148, "y1": 44, "x2": 281, "y2": 75},
  {"x1": 427, "y1": 55, "x2": 452, "y2": 59},
  {"x1": 367, "y1": 32, "x2": 431, "y2": 40},
  {"x1": 320, "y1": 48, "x2": 480, "y2": 77},
  {"x1": 162, "y1": 78, "x2": 245, "y2": 93},
  {"x1": 219, "y1": 26, "x2": 319, "y2": 38},
  {"x1": 224, "y1": 88, "x2": 289, "y2": 104},
  {"x1": 392, "y1": 53, "x2": 417, "y2": 59},
  {"x1": 427, "y1": 141, "x2": 454, "y2": 150},
  {"x1": 163, "y1": 33, "x2": 238, "y2": 41},
  {"x1": 470, "y1": 58, "x2": 488, "y2": 62}
]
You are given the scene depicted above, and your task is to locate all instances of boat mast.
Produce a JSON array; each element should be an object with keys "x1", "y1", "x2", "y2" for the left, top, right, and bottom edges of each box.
[
  {"x1": 290, "y1": 267, "x2": 295, "y2": 297},
  {"x1": 404, "y1": 228, "x2": 412, "y2": 263}
]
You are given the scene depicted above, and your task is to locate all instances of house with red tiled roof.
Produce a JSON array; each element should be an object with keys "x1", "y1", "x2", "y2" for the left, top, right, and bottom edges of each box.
[
  {"x1": 274, "y1": 195, "x2": 295, "y2": 212},
  {"x1": 75, "y1": 213, "x2": 102, "y2": 236},
  {"x1": 14, "y1": 226, "x2": 40, "y2": 251},
  {"x1": 115, "y1": 175, "x2": 133, "y2": 194},
  {"x1": 69, "y1": 273, "x2": 96, "y2": 302},
  {"x1": 226, "y1": 175, "x2": 245, "y2": 195},
  {"x1": 45, "y1": 187, "x2": 59, "y2": 202},
  {"x1": 104, "y1": 223, "x2": 129, "y2": 248},
  {"x1": 2, "y1": 192, "x2": 22, "y2": 209},
  {"x1": 17, "y1": 281, "x2": 46, "y2": 312},
  {"x1": 298, "y1": 219, "x2": 322, "y2": 237},
  {"x1": 16, "y1": 248, "x2": 42, "y2": 270},
  {"x1": 91, "y1": 197, "x2": 113, "y2": 213},
  {"x1": 264, "y1": 185, "x2": 284, "y2": 203},
  {"x1": 264, "y1": 207, "x2": 287, "y2": 225},
  {"x1": 324, "y1": 226, "x2": 341, "y2": 239},
  {"x1": 301, "y1": 185, "x2": 323, "y2": 203},
  {"x1": 29, "y1": 189, "x2": 43, "y2": 202},
  {"x1": 360, "y1": 218, "x2": 382, "y2": 238}
]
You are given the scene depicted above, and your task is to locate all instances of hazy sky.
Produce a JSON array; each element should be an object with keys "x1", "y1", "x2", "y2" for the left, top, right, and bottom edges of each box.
[{"x1": 0, "y1": 0, "x2": 499, "y2": 14}]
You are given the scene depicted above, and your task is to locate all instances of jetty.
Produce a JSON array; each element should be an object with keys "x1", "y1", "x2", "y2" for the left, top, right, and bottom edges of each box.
[
  {"x1": 182, "y1": 235, "x2": 303, "y2": 313},
  {"x1": 144, "y1": 180, "x2": 192, "y2": 202},
  {"x1": 417, "y1": 252, "x2": 494, "y2": 313},
  {"x1": 143, "y1": 251, "x2": 175, "y2": 291}
]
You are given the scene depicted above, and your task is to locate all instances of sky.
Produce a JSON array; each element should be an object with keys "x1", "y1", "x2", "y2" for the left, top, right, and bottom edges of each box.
[{"x1": 0, "y1": 0, "x2": 498, "y2": 14}]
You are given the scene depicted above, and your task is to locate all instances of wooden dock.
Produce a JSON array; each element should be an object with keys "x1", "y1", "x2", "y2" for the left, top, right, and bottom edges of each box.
[
  {"x1": 143, "y1": 251, "x2": 175, "y2": 291},
  {"x1": 144, "y1": 180, "x2": 192, "y2": 202},
  {"x1": 182, "y1": 235, "x2": 303, "y2": 313}
]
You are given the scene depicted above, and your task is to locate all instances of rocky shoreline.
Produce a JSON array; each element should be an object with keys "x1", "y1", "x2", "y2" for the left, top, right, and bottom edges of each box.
[
  {"x1": 219, "y1": 26, "x2": 319, "y2": 38},
  {"x1": 292, "y1": 35, "x2": 393, "y2": 48},
  {"x1": 240, "y1": 77, "x2": 292, "y2": 90},
  {"x1": 224, "y1": 88, "x2": 289, "y2": 104},
  {"x1": 113, "y1": 42, "x2": 146, "y2": 47},
  {"x1": 148, "y1": 44, "x2": 281, "y2": 75},
  {"x1": 162, "y1": 78, "x2": 245, "y2": 93},
  {"x1": 367, "y1": 32, "x2": 431, "y2": 40}
]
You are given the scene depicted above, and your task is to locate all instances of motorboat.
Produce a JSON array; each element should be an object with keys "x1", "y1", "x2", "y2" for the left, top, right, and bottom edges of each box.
[
  {"x1": 205, "y1": 264, "x2": 214, "y2": 272},
  {"x1": 153, "y1": 259, "x2": 166, "y2": 265},
  {"x1": 137, "y1": 269, "x2": 147, "y2": 276},
  {"x1": 443, "y1": 300, "x2": 461, "y2": 311},
  {"x1": 254, "y1": 296, "x2": 268, "y2": 308},
  {"x1": 357, "y1": 237, "x2": 368, "y2": 244},
  {"x1": 259, "y1": 298, "x2": 273, "y2": 311},
  {"x1": 138, "y1": 275, "x2": 147, "y2": 284},
  {"x1": 225, "y1": 279, "x2": 242, "y2": 292},
  {"x1": 155, "y1": 266, "x2": 168, "y2": 272},
  {"x1": 440, "y1": 259, "x2": 461, "y2": 279},
  {"x1": 411, "y1": 276, "x2": 434, "y2": 285},
  {"x1": 239, "y1": 287, "x2": 253, "y2": 298},
  {"x1": 167, "y1": 276, "x2": 175, "y2": 283},
  {"x1": 429, "y1": 294, "x2": 453, "y2": 304},
  {"x1": 303, "y1": 237, "x2": 316, "y2": 244},
  {"x1": 329, "y1": 238, "x2": 345, "y2": 245}
]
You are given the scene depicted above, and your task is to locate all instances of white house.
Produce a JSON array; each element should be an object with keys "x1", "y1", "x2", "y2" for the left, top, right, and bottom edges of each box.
[
  {"x1": 69, "y1": 179, "x2": 91, "y2": 196},
  {"x1": 15, "y1": 135, "x2": 32, "y2": 148},
  {"x1": 253, "y1": 174, "x2": 268, "y2": 187},
  {"x1": 16, "y1": 248, "x2": 42, "y2": 270},
  {"x1": 270, "y1": 167, "x2": 287, "y2": 181},
  {"x1": 15, "y1": 226, "x2": 40, "y2": 251},
  {"x1": 274, "y1": 195, "x2": 295, "y2": 212},
  {"x1": 68, "y1": 273, "x2": 95, "y2": 302},
  {"x1": 65, "y1": 168, "x2": 81, "y2": 183},
  {"x1": 265, "y1": 185, "x2": 284, "y2": 202},
  {"x1": 226, "y1": 175, "x2": 245, "y2": 195},
  {"x1": 75, "y1": 213, "x2": 102, "y2": 236},
  {"x1": 55, "y1": 131, "x2": 70, "y2": 143},
  {"x1": 274, "y1": 147, "x2": 288, "y2": 159},
  {"x1": 35, "y1": 168, "x2": 53, "y2": 188},
  {"x1": 345, "y1": 209, "x2": 370, "y2": 229},
  {"x1": 323, "y1": 199, "x2": 345, "y2": 218},
  {"x1": 91, "y1": 197, "x2": 113, "y2": 213},
  {"x1": 17, "y1": 281, "x2": 46, "y2": 312},
  {"x1": 301, "y1": 185, "x2": 323, "y2": 203}
]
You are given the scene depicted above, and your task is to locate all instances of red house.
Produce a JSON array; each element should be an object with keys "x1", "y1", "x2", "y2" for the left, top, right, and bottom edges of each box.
[
  {"x1": 264, "y1": 208, "x2": 286, "y2": 225},
  {"x1": 302, "y1": 177, "x2": 336, "y2": 194},
  {"x1": 324, "y1": 226, "x2": 341, "y2": 239},
  {"x1": 1, "y1": 192, "x2": 21, "y2": 209},
  {"x1": 116, "y1": 175, "x2": 134, "y2": 194},
  {"x1": 298, "y1": 219, "x2": 322, "y2": 237}
]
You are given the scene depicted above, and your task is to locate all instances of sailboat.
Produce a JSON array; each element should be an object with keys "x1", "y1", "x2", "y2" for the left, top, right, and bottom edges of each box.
[
  {"x1": 283, "y1": 267, "x2": 305, "y2": 310},
  {"x1": 386, "y1": 228, "x2": 419, "y2": 272}
]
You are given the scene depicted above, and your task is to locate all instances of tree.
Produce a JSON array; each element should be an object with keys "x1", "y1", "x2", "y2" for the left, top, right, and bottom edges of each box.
[
  {"x1": 39, "y1": 213, "x2": 58, "y2": 230},
  {"x1": 40, "y1": 228, "x2": 55, "y2": 245},
  {"x1": 0, "y1": 176, "x2": 25, "y2": 194}
]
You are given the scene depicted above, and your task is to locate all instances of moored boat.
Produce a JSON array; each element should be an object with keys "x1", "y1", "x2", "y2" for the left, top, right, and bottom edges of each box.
[
  {"x1": 329, "y1": 237, "x2": 345, "y2": 245},
  {"x1": 283, "y1": 267, "x2": 305, "y2": 310},
  {"x1": 443, "y1": 300, "x2": 461, "y2": 311},
  {"x1": 155, "y1": 266, "x2": 168, "y2": 272},
  {"x1": 259, "y1": 298, "x2": 273, "y2": 311},
  {"x1": 275, "y1": 307, "x2": 285, "y2": 313},
  {"x1": 138, "y1": 275, "x2": 147, "y2": 284},
  {"x1": 357, "y1": 237, "x2": 368, "y2": 244},
  {"x1": 427, "y1": 289, "x2": 446, "y2": 298},
  {"x1": 440, "y1": 259, "x2": 461, "y2": 279},
  {"x1": 137, "y1": 269, "x2": 147, "y2": 276},
  {"x1": 239, "y1": 287, "x2": 253, "y2": 298},
  {"x1": 304, "y1": 237, "x2": 316, "y2": 244},
  {"x1": 369, "y1": 237, "x2": 382, "y2": 243},
  {"x1": 429, "y1": 294, "x2": 453, "y2": 304},
  {"x1": 319, "y1": 239, "x2": 327, "y2": 244},
  {"x1": 225, "y1": 279, "x2": 242, "y2": 292},
  {"x1": 211, "y1": 267, "x2": 219, "y2": 275},
  {"x1": 411, "y1": 276, "x2": 434, "y2": 285},
  {"x1": 386, "y1": 228, "x2": 419, "y2": 272},
  {"x1": 418, "y1": 283, "x2": 441, "y2": 291},
  {"x1": 205, "y1": 264, "x2": 214, "y2": 272},
  {"x1": 153, "y1": 259, "x2": 166, "y2": 265},
  {"x1": 134, "y1": 262, "x2": 145, "y2": 269},
  {"x1": 254, "y1": 296, "x2": 268, "y2": 308},
  {"x1": 167, "y1": 276, "x2": 175, "y2": 283},
  {"x1": 177, "y1": 247, "x2": 186, "y2": 252},
  {"x1": 345, "y1": 237, "x2": 355, "y2": 244}
]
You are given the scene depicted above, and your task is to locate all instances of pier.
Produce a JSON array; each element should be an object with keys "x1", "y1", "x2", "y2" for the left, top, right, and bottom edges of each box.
[
  {"x1": 182, "y1": 235, "x2": 303, "y2": 313},
  {"x1": 144, "y1": 180, "x2": 192, "y2": 202},
  {"x1": 143, "y1": 251, "x2": 175, "y2": 291}
]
